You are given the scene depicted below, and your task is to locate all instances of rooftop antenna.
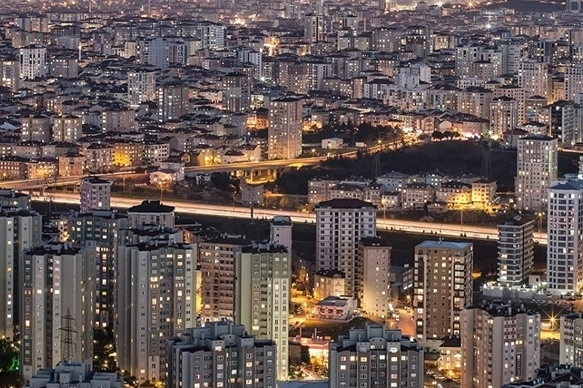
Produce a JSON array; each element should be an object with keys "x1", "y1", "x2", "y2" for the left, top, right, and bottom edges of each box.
[
  {"x1": 147, "y1": 0, "x2": 151, "y2": 16},
  {"x1": 60, "y1": 308, "x2": 77, "y2": 361}
]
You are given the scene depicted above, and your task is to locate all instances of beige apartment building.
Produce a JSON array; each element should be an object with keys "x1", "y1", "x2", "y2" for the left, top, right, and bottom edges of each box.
[
  {"x1": 413, "y1": 240, "x2": 473, "y2": 346},
  {"x1": 461, "y1": 303, "x2": 541, "y2": 388},
  {"x1": 358, "y1": 237, "x2": 391, "y2": 319}
]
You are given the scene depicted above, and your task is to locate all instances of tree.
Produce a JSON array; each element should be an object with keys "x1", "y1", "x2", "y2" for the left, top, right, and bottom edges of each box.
[{"x1": 431, "y1": 131, "x2": 445, "y2": 140}]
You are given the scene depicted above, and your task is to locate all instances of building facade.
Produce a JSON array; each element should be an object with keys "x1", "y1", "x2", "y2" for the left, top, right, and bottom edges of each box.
[
  {"x1": 267, "y1": 97, "x2": 303, "y2": 160},
  {"x1": 547, "y1": 175, "x2": 583, "y2": 295},
  {"x1": 497, "y1": 216, "x2": 535, "y2": 286},
  {"x1": 79, "y1": 176, "x2": 112, "y2": 214},
  {"x1": 461, "y1": 303, "x2": 541, "y2": 388},
  {"x1": 116, "y1": 239, "x2": 196, "y2": 384},
  {"x1": 413, "y1": 240, "x2": 473, "y2": 345},
  {"x1": 167, "y1": 322, "x2": 277, "y2": 388},
  {"x1": 235, "y1": 243, "x2": 290, "y2": 381},
  {"x1": 21, "y1": 244, "x2": 94, "y2": 381},
  {"x1": 316, "y1": 199, "x2": 376, "y2": 298},
  {"x1": 516, "y1": 134, "x2": 558, "y2": 212},
  {"x1": 358, "y1": 237, "x2": 391, "y2": 319},
  {"x1": 329, "y1": 324, "x2": 424, "y2": 388}
]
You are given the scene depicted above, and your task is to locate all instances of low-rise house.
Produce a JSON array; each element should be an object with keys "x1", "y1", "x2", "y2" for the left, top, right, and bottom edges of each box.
[
  {"x1": 401, "y1": 182, "x2": 435, "y2": 209},
  {"x1": 380, "y1": 191, "x2": 401, "y2": 209},
  {"x1": 472, "y1": 179, "x2": 497, "y2": 206},
  {"x1": 436, "y1": 180, "x2": 472, "y2": 206},
  {"x1": 314, "y1": 296, "x2": 356, "y2": 320},
  {"x1": 376, "y1": 170, "x2": 410, "y2": 192},
  {"x1": 313, "y1": 268, "x2": 347, "y2": 301}
]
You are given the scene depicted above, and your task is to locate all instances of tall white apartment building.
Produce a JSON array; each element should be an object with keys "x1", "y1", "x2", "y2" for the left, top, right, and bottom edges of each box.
[
  {"x1": 547, "y1": 172, "x2": 583, "y2": 295},
  {"x1": 235, "y1": 243, "x2": 291, "y2": 381},
  {"x1": 560, "y1": 312, "x2": 583, "y2": 366},
  {"x1": 166, "y1": 322, "x2": 277, "y2": 388},
  {"x1": 127, "y1": 68, "x2": 157, "y2": 108},
  {"x1": 329, "y1": 324, "x2": 424, "y2": 388},
  {"x1": 517, "y1": 60, "x2": 549, "y2": 99},
  {"x1": 80, "y1": 176, "x2": 112, "y2": 214},
  {"x1": 21, "y1": 244, "x2": 94, "y2": 381},
  {"x1": 18, "y1": 45, "x2": 47, "y2": 79},
  {"x1": 270, "y1": 216, "x2": 292, "y2": 253},
  {"x1": 267, "y1": 97, "x2": 303, "y2": 160},
  {"x1": 497, "y1": 216, "x2": 535, "y2": 286},
  {"x1": 198, "y1": 236, "x2": 251, "y2": 322},
  {"x1": 116, "y1": 239, "x2": 196, "y2": 384},
  {"x1": 516, "y1": 134, "x2": 558, "y2": 212},
  {"x1": 127, "y1": 200, "x2": 175, "y2": 229},
  {"x1": 316, "y1": 199, "x2": 376, "y2": 298},
  {"x1": 565, "y1": 64, "x2": 583, "y2": 102},
  {"x1": 358, "y1": 237, "x2": 391, "y2": 319},
  {"x1": 0, "y1": 208, "x2": 42, "y2": 338},
  {"x1": 413, "y1": 240, "x2": 473, "y2": 346},
  {"x1": 461, "y1": 303, "x2": 541, "y2": 388}
]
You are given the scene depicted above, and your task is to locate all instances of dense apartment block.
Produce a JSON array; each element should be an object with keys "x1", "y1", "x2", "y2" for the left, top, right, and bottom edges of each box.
[
  {"x1": 21, "y1": 244, "x2": 94, "y2": 381},
  {"x1": 497, "y1": 216, "x2": 535, "y2": 286},
  {"x1": 414, "y1": 240, "x2": 473, "y2": 346},
  {"x1": 516, "y1": 134, "x2": 558, "y2": 212},
  {"x1": 267, "y1": 97, "x2": 302, "y2": 160},
  {"x1": 316, "y1": 199, "x2": 376, "y2": 298},
  {"x1": 358, "y1": 237, "x2": 391, "y2": 319},
  {"x1": 560, "y1": 312, "x2": 583, "y2": 366},
  {"x1": 167, "y1": 322, "x2": 277, "y2": 388},
  {"x1": 329, "y1": 324, "x2": 424, "y2": 388},
  {"x1": 198, "y1": 236, "x2": 250, "y2": 321},
  {"x1": 79, "y1": 176, "x2": 112, "y2": 214},
  {"x1": 116, "y1": 239, "x2": 196, "y2": 384},
  {"x1": 235, "y1": 243, "x2": 290, "y2": 381},
  {"x1": 547, "y1": 172, "x2": 583, "y2": 295},
  {"x1": 461, "y1": 302, "x2": 541, "y2": 388},
  {"x1": 67, "y1": 210, "x2": 128, "y2": 329},
  {"x1": 0, "y1": 207, "x2": 42, "y2": 338}
]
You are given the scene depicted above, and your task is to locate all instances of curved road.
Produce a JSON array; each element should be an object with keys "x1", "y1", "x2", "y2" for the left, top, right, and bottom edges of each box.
[{"x1": 41, "y1": 193, "x2": 547, "y2": 244}]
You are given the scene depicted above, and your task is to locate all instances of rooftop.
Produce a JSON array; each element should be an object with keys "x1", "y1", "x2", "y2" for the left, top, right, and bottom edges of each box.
[
  {"x1": 316, "y1": 198, "x2": 375, "y2": 209},
  {"x1": 416, "y1": 240, "x2": 472, "y2": 250},
  {"x1": 127, "y1": 200, "x2": 175, "y2": 213}
]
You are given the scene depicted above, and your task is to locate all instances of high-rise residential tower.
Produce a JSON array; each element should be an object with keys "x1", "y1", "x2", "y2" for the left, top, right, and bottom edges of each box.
[
  {"x1": 497, "y1": 216, "x2": 535, "y2": 286},
  {"x1": 235, "y1": 243, "x2": 291, "y2": 381},
  {"x1": 80, "y1": 176, "x2": 112, "y2": 214},
  {"x1": 21, "y1": 244, "x2": 94, "y2": 381},
  {"x1": 461, "y1": 302, "x2": 541, "y2": 388},
  {"x1": 267, "y1": 97, "x2": 303, "y2": 160},
  {"x1": 516, "y1": 134, "x2": 558, "y2": 212},
  {"x1": 116, "y1": 239, "x2": 196, "y2": 384},
  {"x1": 316, "y1": 199, "x2": 376, "y2": 298},
  {"x1": 413, "y1": 240, "x2": 473, "y2": 345},
  {"x1": 167, "y1": 322, "x2": 277, "y2": 388},
  {"x1": 329, "y1": 324, "x2": 424, "y2": 388},
  {"x1": 547, "y1": 168, "x2": 583, "y2": 295}
]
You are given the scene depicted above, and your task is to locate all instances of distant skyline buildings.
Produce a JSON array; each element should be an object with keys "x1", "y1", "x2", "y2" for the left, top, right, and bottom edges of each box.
[{"x1": 10, "y1": 1, "x2": 583, "y2": 386}]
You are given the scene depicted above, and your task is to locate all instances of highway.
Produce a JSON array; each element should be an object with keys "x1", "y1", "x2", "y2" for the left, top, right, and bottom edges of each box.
[{"x1": 39, "y1": 193, "x2": 548, "y2": 245}]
